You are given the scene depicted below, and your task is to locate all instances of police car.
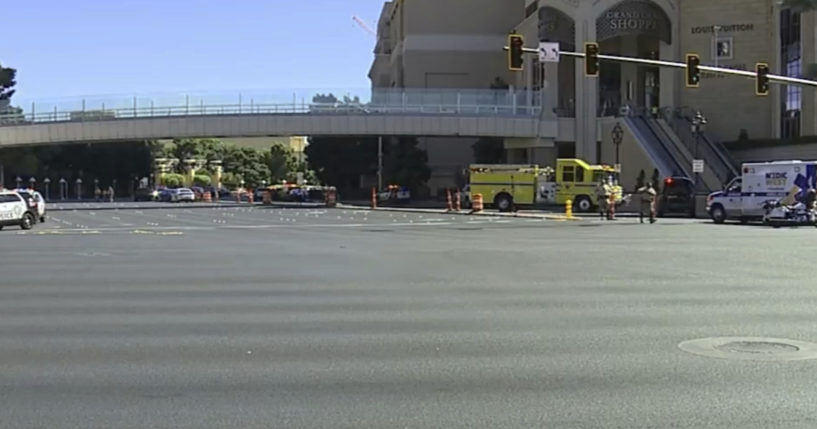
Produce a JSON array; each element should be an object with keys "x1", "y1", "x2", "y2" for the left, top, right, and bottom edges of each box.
[{"x1": 0, "y1": 189, "x2": 37, "y2": 230}]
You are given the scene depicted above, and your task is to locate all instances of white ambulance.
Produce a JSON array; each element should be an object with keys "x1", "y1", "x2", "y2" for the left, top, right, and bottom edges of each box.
[{"x1": 706, "y1": 160, "x2": 817, "y2": 224}]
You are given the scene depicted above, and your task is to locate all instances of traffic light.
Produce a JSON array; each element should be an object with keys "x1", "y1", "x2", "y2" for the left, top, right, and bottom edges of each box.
[
  {"x1": 585, "y1": 43, "x2": 599, "y2": 77},
  {"x1": 686, "y1": 54, "x2": 700, "y2": 88},
  {"x1": 508, "y1": 34, "x2": 524, "y2": 71},
  {"x1": 756, "y1": 62, "x2": 770, "y2": 96}
]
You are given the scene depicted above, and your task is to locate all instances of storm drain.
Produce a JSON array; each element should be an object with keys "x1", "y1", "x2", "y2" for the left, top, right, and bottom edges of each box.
[{"x1": 679, "y1": 337, "x2": 817, "y2": 361}]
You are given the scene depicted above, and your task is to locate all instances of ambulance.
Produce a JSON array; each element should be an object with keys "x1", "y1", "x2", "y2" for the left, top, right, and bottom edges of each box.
[
  {"x1": 469, "y1": 158, "x2": 623, "y2": 212},
  {"x1": 706, "y1": 160, "x2": 817, "y2": 224}
]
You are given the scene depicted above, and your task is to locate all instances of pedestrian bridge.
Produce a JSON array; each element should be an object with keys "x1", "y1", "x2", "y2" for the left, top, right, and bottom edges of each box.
[{"x1": 0, "y1": 89, "x2": 562, "y2": 147}]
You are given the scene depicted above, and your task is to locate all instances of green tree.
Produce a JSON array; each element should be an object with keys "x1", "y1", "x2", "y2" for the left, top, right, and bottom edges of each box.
[
  {"x1": 472, "y1": 138, "x2": 505, "y2": 163},
  {"x1": 221, "y1": 172, "x2": 240, "y2": 188},
  {"x1": 193, "y1": 174, "x2": 211, "y2": 187},
  {"x1": 383, "y1": 137, "x2": 431, "y2": 194},
  {"x1": 0, "y1": 63, "x2": 16, "y2": 101},
  {"x1": 222, "y1": 146, "x2": 270, "y2": 188},
  {"x1": 162, "y1": 174, "x2": 185, "y2": 188},
  {"x1": 266, "y1": 143, "x2": 298, "y2": 182}
]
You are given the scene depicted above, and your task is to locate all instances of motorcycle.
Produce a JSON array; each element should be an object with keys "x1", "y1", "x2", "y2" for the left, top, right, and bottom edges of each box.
[{"x1": 761, "y1": 200, "x2": 817, "y2": 228}]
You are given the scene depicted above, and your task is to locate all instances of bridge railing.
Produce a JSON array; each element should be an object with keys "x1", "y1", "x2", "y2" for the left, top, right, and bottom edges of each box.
[{"x1": 0, "y1": 88, "x2": 546, "y2": 125}]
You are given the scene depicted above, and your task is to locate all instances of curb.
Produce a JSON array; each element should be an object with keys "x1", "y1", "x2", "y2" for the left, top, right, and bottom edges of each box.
[
  {"x1": 48, "y1": 202, "x2": 241, "y2": 212},
  {"x1": 336, "y1": 204, "x2": 581, "y2": 221}
]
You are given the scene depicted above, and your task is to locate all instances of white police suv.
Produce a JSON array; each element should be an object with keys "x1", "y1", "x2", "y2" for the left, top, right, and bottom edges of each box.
[{"x1": 0, "y1": 190, "x2": 37, "y2": 230}]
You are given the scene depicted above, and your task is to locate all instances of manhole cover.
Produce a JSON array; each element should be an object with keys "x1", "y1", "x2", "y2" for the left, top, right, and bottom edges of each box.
[{"x1": 679, "y1": 337, "x2": 817, "y2": 361}]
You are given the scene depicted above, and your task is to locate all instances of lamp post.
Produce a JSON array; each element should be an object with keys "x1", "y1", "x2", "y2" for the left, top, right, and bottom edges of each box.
[
  {"x1": 15, "y1": 176, "x2": 21, "y2": 189},
  {"x1": 43, "y1": 178, "x2": 51, "y2": 200},
  {"x1": 29, "y1": 177, "x2": 36, "y2": 190},
  {"x1": 691, "y1": 111, "x2": 707, "y2": 212}
]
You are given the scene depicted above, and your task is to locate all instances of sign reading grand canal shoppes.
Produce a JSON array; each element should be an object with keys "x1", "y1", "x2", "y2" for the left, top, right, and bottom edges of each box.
[{"x1": 597, "y1": 1, "x2": 671, "y2": 44}]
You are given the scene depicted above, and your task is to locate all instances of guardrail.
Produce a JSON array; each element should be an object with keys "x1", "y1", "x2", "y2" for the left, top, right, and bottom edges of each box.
[
  {"x1": 0, "y1": 102, "x2": 542, "y2": 125},
  {"x1": 0, "y1": 88, "x2": 547, "y2": 126}
]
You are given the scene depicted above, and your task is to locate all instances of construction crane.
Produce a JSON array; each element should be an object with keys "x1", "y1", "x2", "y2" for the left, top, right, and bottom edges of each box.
[{"x1": 352, "y1": 15, "x2": 377, "y2": 38}]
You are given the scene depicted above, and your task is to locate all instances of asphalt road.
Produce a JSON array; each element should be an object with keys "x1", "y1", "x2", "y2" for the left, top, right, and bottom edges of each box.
[{"x1": 2, "y1": 205, "x2": 817, "y2": 428}]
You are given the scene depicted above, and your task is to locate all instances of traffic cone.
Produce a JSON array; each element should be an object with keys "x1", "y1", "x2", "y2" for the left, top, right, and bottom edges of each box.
[
  {"x1": 446, "y1": 189, "x2": 453, "y2": 211},
  {"x1": 371, "y1": 187, "x2": 377, "y2": 209},
  {"x1": 455, "y1": 191, "x2": 461, "y2": 211}
]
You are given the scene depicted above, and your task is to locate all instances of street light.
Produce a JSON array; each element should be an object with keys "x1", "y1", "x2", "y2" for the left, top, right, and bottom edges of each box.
[
  {"x1": 29, "y1": 177, "x2": 36, "y2": 190},
  {"x1": 691, "y1": 112, "x2": 708, "y2": 211},
  {"x1": 15, "y1": 176, "x2": 21, "y2": 189}
]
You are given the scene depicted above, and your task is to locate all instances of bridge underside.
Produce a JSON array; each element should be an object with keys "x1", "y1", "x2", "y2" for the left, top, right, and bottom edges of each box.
[{"x1": 0, "y1": 114, "x2": 557, "y2": 147}]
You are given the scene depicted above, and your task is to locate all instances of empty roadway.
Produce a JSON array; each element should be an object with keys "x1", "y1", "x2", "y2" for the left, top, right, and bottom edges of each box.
[{"x1": 1, "y1": 206, "x2": 815, "y2": 428}]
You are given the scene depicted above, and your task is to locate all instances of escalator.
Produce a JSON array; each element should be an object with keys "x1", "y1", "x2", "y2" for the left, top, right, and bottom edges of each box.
[
  {"x1": 665, "y1": 109, "x2": 739, "y2": 188},
  {"x1": 624, "y1": 113, "x2": 734, "y2": 192},
  {"x1": 623, "y1": 115, "x2": 688, "y2": 180}
]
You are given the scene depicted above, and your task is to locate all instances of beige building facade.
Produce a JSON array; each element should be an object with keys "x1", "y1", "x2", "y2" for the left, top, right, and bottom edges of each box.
[{"x1": 371, "y1": 0, "x2": 817, "y2": 191}]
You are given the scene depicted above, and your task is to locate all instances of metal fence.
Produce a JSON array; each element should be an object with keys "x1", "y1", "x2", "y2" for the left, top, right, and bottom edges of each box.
[{"x1": 0, "y1": 88, "x2": 545, "y2": 125}]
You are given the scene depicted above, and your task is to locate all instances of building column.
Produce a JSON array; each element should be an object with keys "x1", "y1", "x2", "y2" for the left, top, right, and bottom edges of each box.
[
  {"x1": 619, "y1": 36, "x2": 639, "y2": 108},
  {"x1": 659, "y1": 41, "x2": 677, "y2": 109},
  {"x1": 801, "y1": 11, "x2": 817, "y2": 136},
  {"x1": 543, "y1": 61, "x2": 559, "y2": 118},
  {"x1": 574, "y1": 18, "x2": 598, "y2": 162}
]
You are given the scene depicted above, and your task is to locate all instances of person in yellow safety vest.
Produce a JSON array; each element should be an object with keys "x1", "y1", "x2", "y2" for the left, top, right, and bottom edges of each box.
[
  {"x1": 637, "y1": 182, "x2": 657, "y2": 224},
  {"x1": 595, "y1": 180, "x2": 609, "y2": 220}
]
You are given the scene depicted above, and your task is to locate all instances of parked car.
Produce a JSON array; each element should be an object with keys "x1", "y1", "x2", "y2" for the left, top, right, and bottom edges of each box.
[
  {"x1": 174, "y1": 188, "x2": 196, "y2": 203},
  {"x1": 134, "y1": 188, "x2": 158, "y2": 202},
  {"x1": 657, "y1": 176, "x2": 696, "y2": 218}
]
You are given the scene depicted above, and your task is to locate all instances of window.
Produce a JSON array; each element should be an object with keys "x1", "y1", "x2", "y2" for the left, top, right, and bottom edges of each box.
[
  {"x1": 0, "y1": 194, "x2": 21, "y2": 203},
  {"x1": 780, "y1": 8, "x2": 801, "y2": 139},
  {"x1": 562, "y1": 166, "x2": 575, "y2": 182},
  {"x1": 575, "y1": 167, "x2": 585, "y2": 182}
]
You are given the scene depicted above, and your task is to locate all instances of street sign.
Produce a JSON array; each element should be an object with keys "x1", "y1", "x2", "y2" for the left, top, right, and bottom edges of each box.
[
  {"x1": 693, "y1": 159, "x2": 705, "y2": 173},
  {"x1": 538, "y1": 42, "x2": 560, "y2": 63}
]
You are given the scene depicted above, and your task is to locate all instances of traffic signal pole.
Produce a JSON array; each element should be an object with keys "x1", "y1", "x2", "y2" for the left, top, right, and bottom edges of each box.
[{"x1": 506, "y1": 45, "x2": 817, "y2": 88}]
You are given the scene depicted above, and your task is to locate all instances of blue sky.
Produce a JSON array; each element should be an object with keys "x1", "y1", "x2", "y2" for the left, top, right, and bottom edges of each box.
[{"x1": 3, "y1": 0, "x2": 384, "y2": 102}]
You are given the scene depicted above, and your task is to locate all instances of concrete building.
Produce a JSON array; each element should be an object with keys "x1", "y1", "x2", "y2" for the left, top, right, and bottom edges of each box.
[
  {"x1": 369, "y1": 0, "x2": 525, "y2": 194},
  {"x1": 370, "y1": 0, "x2": 817, "y2": 191}
]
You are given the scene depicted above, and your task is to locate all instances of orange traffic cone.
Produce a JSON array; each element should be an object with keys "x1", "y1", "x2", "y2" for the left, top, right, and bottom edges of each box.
[
  {"x1": 371, "y1": 187, "x2": 377, "y2": 209},
  {"x1": 446, "y1": 189, "x2": 453, "y2": 211}
]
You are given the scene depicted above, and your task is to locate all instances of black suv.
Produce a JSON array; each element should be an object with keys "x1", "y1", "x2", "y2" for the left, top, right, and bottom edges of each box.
[{"x1": 657, "y1": 176, "x2": 695, "y2": 218}]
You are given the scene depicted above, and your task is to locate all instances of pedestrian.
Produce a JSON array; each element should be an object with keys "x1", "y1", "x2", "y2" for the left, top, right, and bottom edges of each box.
[
  {"x1": 595, "y1": 180, "x2": 608, "y2": 220},
  {"x1": 108, "y1": 185, "x2": 115, "y2": 203},
  {"x1": 637, "y1": 182, "x2": 657, "y2": 224},
  {"x1": 94, "y1": 186, "x2": 101, "y2": 202},
  {"x1": 606, "y1": 176, "x2": 616, "y2": 220}
]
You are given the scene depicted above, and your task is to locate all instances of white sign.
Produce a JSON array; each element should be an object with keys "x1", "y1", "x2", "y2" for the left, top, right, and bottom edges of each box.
[
  {"x1": 614, "y1": 163, "x2": 622, "y2": 173},
  {"x1": 538, "y1": 42, "x2": 560, "y2": 63},
  {"x1": 693, "y1": 159, "x2": 705, "y2": 173}
]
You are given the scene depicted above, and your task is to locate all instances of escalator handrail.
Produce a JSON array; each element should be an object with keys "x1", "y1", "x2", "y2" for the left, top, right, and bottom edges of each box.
[
  {"x1": 635, "y1": 115, "x2": 689, "y2": 177},
  {"x1": 623, "y1": 116, "x2": 683, "y2": 178},
  {"x1": 670, "y1": 106, "x2": 739, "y2": 178}
]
